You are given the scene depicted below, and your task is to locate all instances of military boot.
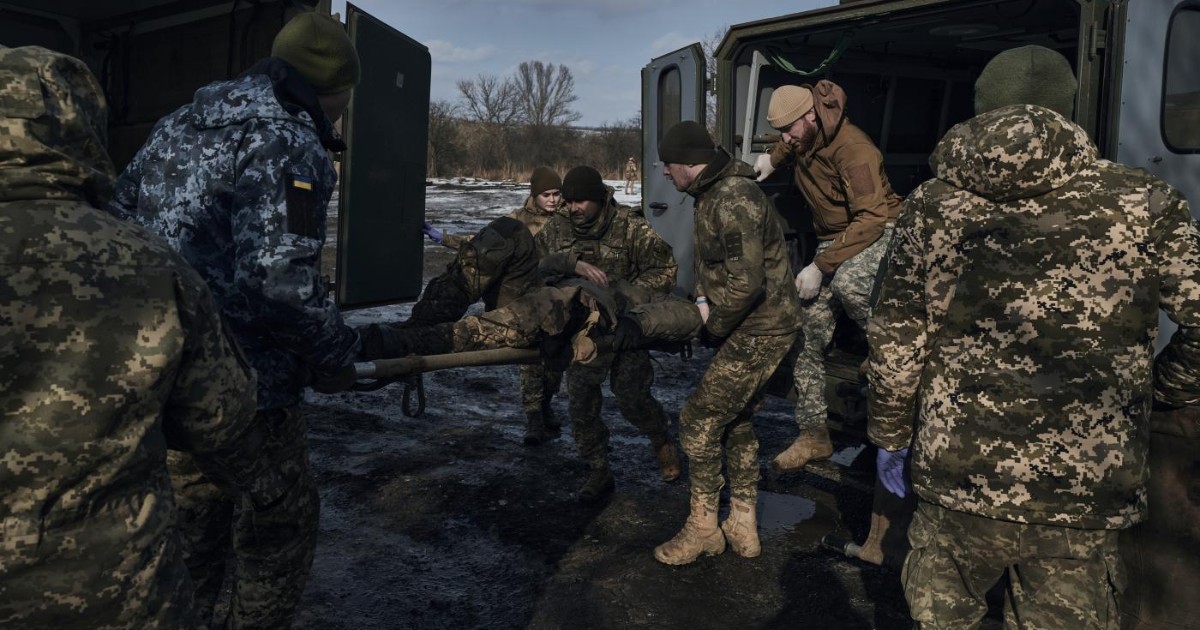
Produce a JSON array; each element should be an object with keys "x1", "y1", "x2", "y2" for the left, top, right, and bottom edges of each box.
[
  {"x1": 578, "y1": 461, "x2": 615, "y2": 503},
  {"x1": 721, "y1": 496, "x2": 761, "y2": 558},
  {"x1": 357, "y1": 322, "x2": 455, "y2": 360},
  {"x1": 771, "y1": 426, "x2": 834, "y2": 472},
  {"x1": 522, "y1": 409, "x2": 547, "y2": 446},
  {"x1": 653, "y1": 440, "x2": 682, "y2": 483},
  {"x1": 653, "y1": 491, "x2": 725, "y2": 565},
  {"x1": 542, "y1": 398, "x2": 562, "y2": 433}
]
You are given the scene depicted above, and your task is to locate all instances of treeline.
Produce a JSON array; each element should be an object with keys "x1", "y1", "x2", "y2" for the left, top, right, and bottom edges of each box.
[{"x1": 425, "y1": 60, "x2": 641, "y2": 181}]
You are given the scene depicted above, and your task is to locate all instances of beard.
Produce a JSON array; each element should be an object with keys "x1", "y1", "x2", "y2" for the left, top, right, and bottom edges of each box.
[{"x1": 788, "y1": 123, "x2": 819, "y2": 154}]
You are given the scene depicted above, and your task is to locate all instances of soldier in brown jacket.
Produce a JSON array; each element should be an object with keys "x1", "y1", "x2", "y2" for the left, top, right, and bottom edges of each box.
[{"x1": 755, "y1": 80, "x2": 903, "y2": 471}]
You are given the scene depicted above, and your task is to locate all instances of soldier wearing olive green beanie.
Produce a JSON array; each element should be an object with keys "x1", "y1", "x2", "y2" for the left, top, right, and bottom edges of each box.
[
  {"x1": 974, "y1": 44, "x2": 1077, "y2": 117},
  {"x1": 272, "y1": 11, "x2": 360, "y2": 95}
]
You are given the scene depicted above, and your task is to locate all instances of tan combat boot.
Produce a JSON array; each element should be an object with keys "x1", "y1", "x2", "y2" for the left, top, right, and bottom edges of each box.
[
  {"x1": 721, "y1": 496, "x2": 761, "y2": 558},
  {"x1": 771, "y1": 426, "x2": 834, "y2": 472},
  {"x1": 654, "y1": 441, "x2": 682, "y2": 482},
  {"x1": 654, "y1": 491, "x2": 725, "y2": 565}
]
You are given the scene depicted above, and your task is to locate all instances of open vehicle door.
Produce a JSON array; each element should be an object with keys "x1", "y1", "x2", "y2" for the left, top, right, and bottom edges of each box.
[
  {"x1": 641, "y1": 44, "x2": 706, "y2": 296},
  {"x1": 338, "y1": 3, "x2": 430, "y2": 309}
]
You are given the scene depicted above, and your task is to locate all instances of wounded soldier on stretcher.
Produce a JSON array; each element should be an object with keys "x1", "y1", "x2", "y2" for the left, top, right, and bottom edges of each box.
[{"x1": 356, "y1": 279, "x2": 704, "y2": 368}]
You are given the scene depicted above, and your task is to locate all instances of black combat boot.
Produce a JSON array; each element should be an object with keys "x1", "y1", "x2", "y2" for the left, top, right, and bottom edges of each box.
[
  {"x1": 357, "y1": 322, "x2": 454, "y2": 360},
  {"x1": 541, "y1": 398, "x2": 561, "y2": 433},
  {"x1": 523, "y1": 409, "x2": 547, "y2": 446},
  {"x1": 578, "y1": 461, "x2": 615, "y2": 503}
]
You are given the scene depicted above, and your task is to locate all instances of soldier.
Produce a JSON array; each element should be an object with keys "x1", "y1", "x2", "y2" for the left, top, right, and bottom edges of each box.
[
  {"x1": 418, "y1": 167, "x2": 565, "y2": 445},
  {"x1": 867, "y1": 45, "x2": 1200, "y2": 628},
  {"x1": 0, "y1": 45, "x2": 284, "y2": 628},
  {"x1": 537, "y1": 165, "x2": 682, "y2": 501},
  {"x1": 653, "y1": 121, "x2": 801, "y2": 565},
  {"x1": 106, "y1": 12, "x2": 361, "y2": 629},
  {"x1": 755, "y1": 80, "x2": 903, "y2": 472},
  {"x1": 624, "y1": 156, "x2": 638, "y2": 195}
]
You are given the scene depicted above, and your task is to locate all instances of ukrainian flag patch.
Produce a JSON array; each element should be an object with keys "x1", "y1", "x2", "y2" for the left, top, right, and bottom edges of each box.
[{"x1": 291, "y1": 174, "x2": 314, "y2": 191}]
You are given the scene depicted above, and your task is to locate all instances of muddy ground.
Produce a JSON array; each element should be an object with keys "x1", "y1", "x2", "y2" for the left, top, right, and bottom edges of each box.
[{"x1": 294, "y1": 181, "x2": 916, "y2": 629}]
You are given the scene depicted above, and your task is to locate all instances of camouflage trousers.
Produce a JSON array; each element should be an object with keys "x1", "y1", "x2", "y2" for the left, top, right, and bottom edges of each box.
[
  {"x1": 904, "y1": 501, "x2": 1124, "y2": 630},
  {"x1": 680, "y1": 331, "x2": 796, "y2": 502},
  {"x1": 168, "y1": 408, "x2": 320, "y2": 630},
  {"x1": 519, "y1": 362, "x2": 562, "y2": 413},
  {"x1": 793, "y1": 225, "x2": 893, "y2": 430},
  {"x1": 566, "y1": 349, "x2": 671, "y2": 466},
  {"x1": 408, "y1": 216, "x2": 539, "y2": 327},
  {"x1": 449, "y1": 285, "x2": 593, "y2": 352}
]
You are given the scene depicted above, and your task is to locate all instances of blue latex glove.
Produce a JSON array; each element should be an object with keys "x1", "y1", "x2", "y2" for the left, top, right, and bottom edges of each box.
[
  {"x1": 876, "y1": 446, "x2": 911, "y2": 498},
  {"x1": 422, "y1": 221, "x2": 443, "y2": 244}
]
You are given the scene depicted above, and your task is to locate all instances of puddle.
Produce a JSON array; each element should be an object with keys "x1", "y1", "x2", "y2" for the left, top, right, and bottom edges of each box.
[
  {"x1": 829, "y1": 443, "x2": 868, "y2": 467},
  {"x1": 757, "y1": 491, "x2": 819, "y2": 536}
]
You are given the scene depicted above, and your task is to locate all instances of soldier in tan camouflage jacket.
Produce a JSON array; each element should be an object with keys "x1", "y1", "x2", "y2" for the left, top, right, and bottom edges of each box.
[
  {"x1": 867, "y1": 46, "x2": 1200, "y2": 629},
  {"x1": 0, "y1": 45, "x2": 282, "y2": 629}
]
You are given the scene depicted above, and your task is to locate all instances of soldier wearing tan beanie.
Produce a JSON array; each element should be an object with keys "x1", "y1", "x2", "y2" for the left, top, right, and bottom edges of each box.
[{"x1": 755, "y1": 79, "x2": 903, "y2": 473}]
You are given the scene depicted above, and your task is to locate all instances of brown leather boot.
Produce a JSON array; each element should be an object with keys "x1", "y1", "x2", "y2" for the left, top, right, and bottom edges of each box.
[
  {"x1": 522, "y1": 410, "x2": 547, "y2": 446},
  {"x1": 654, "y1": 441, "x2": 682, "y2": 482},
  {"x1": 771, "y1": 426, "x2": 834, "y2": 472},
  {"x1": 654, "y1": 491, "x2": 725, "y2": 565},
  {"x1": 720, "y1": 496, "x2": 761, "y2": 558}
]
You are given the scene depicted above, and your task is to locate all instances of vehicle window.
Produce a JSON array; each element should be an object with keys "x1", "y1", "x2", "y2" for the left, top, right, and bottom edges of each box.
[
  {"x1": 658, "y1": 67, "x2": 681, "y2": 145},
  {"x1": 1163, "y1": 6, "x2": 1200, "y2": 152}
]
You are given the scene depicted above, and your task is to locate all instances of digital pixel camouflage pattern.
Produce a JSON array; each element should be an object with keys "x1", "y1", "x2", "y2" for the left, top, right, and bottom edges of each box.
[
  {"x1": 535, "y1": 197, "x2": 678, "y2": 466},
  {"x1": 680, "y1": 147, "x2": 800, "y2": 501},
  {"x1": 441, "y1": 194, "x2": 556, "y2": 250},
  {"x1": 904, "y1": 501, "x2": 1123, "y2": 629},
  {"x1": 792, "y1": 225, "x2": 892, "y2": 430},
  {"x1": 0, "y1": 45, "x2": 271, "y2": 629},
  {"x1": 867, "y1": 104, "x2": 1200, "y2": 529},
  {"x1": 107, "y1": 59, "x2": 359, "y2": 412}
]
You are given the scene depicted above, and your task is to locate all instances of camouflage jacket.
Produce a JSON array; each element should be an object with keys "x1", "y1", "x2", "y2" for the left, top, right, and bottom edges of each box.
[
  {"x1": 1, "y1": 46, "x2": 275, "y2": 627},
  {"x1": 108, "y1": 59, "x2": 359, "y2": 411},
  {"x1": 535, "y1": 196, "x2": 677, "y2": 294},
  {"x1": 867, "y1": 104, "x2": 1200, "y2": 529},
  {"x1": 442, "y1": 194, "x2": 555, "y2": 250},
  {"x1": 769, "y1": 118, "x2": 903, "y2": 274},
  {"x1": 687, "y1": 148, "x2": 801, "y2": 338}
]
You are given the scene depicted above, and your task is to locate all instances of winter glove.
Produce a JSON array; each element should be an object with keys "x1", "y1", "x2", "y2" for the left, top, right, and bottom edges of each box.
[
  {"x1": 698, "y1": 326, "x2": 726, "y2": 349},
  {"x1": 311, "y1": 363, "x2": 358, "y2": 394},
  {"x1": 611, "y1": 316, "x2": 645, "y2": 352},
  {"x1": 754, "y1": 153, "x2": 776, "y2": 182},
  {"x1": 876, "y1": 446, "x2": 910, "y2": 498},
  {"x1": 422, "y1": 221, "x2": 443, "y2": 245},
  {"x1": 795, "y1": 263, "x2": 823, "y2": 300}
]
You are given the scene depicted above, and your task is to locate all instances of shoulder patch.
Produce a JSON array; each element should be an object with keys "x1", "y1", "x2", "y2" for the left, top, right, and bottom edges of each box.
[
  {"x1": 844, "y1": 163, "x2": 876, "y2": 198},
  {"x1": 724, "y1": 231, "x2": 743, "y2": 261},
  {"x1": 286, "y1": 173, "x2": 319, "y2": 238}
]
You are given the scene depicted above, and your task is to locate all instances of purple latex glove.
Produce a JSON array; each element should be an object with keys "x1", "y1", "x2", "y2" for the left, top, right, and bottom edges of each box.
[
  {"x1": 422, "y1": 221, "x2": 443, "y2": 244},
  {"x1": 876, "y1": 446, "x2": 911, "y2": 498}
]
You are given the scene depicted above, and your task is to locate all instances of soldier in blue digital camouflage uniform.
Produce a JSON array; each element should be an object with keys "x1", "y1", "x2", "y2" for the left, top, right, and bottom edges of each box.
[
  {"x1": 107, "y1": 12, "x2": 361, "y2": 629},
  {"x1": 1, "y1": 45, "x2": 286, "y2": 629},
  {"x1": 868, "y1": 46, "x2": 1200, "y2": 629}
]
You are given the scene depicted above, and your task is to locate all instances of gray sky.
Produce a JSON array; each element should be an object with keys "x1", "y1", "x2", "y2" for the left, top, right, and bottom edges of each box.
[{"x1": 331, "y1": 0, "x2": 834, "y2": 126}]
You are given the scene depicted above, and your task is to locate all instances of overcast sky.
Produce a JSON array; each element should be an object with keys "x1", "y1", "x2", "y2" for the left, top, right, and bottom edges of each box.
[{"x1": 330, "y1": 0, "x2": 834, "y2": 126}]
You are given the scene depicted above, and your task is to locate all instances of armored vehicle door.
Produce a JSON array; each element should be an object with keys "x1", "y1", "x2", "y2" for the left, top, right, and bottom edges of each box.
[
  {"x1": 641, "y1": 43, "x2": 706, "y2": 296},
  {"x1": 337, "y1": 3, "x2": 430, "y2": 309}
]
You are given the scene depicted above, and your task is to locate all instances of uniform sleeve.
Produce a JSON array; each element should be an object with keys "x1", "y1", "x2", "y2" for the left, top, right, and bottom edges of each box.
[
  {"x1": 1152, "y1": 185, "x2": 1200, "y2": 407},
  {"x1": 705, "y1": 195, "x2": 768, "y2": 338},
  {"x1": 768, "y1": 139, "x2": 791, "y2": 169},
  {"x1": 866, "y1": 185, "x2": 928, "y2": 450},
  {"x1": 230, "y1": 121, "x2": 359, "y2": 373},
  {"x1": 627, "y1": 216, "x2": 677, "y2": 293},
  {"x1": 813, "y1": 142, "x2": 896, "y2": 274},
  {"x1": 161, "y1": 265, "x2": 285, "y2": 507},
  {"x1": 106, "y1": 142, "x2": 145, "y2": 222},
  {"x1": 441, "y1": 232, "x2": 473, "y2": 250}
]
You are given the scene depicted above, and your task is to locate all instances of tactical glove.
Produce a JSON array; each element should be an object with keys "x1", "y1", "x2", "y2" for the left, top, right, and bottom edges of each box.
[
  {"x1": 422, "y1": 220, "x2": 443, "y2": 244},
  {"x1": 311, "y1": 363, "x2": 358, "y2": 394},
  {"x1": 876, "y1": 446, "x2": 910, "y2": 498}
]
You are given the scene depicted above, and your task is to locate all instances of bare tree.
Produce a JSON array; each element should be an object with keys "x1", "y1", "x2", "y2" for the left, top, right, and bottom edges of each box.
[
  {"x1": 456, "y1": 74, "x2": 519, "y2": 127},
  {"x1": 427, "y1": 99, "x2": 462, "y2": 177},
  {"x1": 513, "y1": 61, "x2": 582, "y2": 128}
]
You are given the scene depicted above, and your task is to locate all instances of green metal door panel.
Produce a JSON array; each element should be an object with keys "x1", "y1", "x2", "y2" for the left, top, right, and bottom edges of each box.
[{"x1": 338, "y1": 3, "x2": 430, "y2": 309}]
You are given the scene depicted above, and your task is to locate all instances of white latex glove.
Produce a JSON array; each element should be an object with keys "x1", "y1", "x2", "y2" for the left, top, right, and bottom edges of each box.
[
  {"x1": 698, "y1": 301, "x2": 710, "y2": 323},
  {"x1": 754, "y1": 153, "x2": 776, "y2": 182},
  {"x1": 795, "y1": 263, "x2": 823, "y2": 300}
]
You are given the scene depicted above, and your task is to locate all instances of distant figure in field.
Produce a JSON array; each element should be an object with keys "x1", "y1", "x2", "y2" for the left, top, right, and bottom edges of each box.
[{"x1": 624, "y1": 157, "x2": 638, "y2": 195}]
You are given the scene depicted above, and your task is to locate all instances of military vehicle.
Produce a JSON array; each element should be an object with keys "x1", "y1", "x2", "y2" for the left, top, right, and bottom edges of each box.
[{"x1": 0, "y1": 0, "x2": 430, "y2": 309}]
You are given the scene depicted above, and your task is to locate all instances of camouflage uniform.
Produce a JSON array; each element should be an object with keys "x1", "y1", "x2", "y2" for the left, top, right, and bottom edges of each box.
[
  {"x1": 414, "y1": 198, "x2": 562, "y2": 419},
  {"x1": 624, "y1": 159, "x2": 638, "y2": 194},
  {"x1": 767, "y1": 81, "x2": 903, "y2": 430},
  {"x1": 535, "y1": 198, "x2": 678, "y2": 469},
  {"x1": 868, "y1": 104, "x2": 1200, "y2": 627},
  {"x1": 108, "y1": 58, "x2": 356, "y2": 628},
  {"x1": 683, "y1": 149, "x2": 801, "y2": 504},
  {"x1": 0, "y1": 46, "x2": 281, "y2": 629}
]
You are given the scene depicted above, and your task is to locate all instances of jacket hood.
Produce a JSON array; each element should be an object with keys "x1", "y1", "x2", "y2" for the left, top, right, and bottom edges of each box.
[
  {"x1": 0, "y1": 46, "x2": 115, "y2": 207},
  {"x1": 809, "y1": 79, "x2": 848, "y2": 151},
  {"x1": 687, "y1": 146, "x2": 757, "y2": 197},
  {"x1": 191, "y1": 58, "x2": 345, "y2": 151},
  {"x1": 930, "y1": 104, "x2": 1097, "y2": 202}
]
